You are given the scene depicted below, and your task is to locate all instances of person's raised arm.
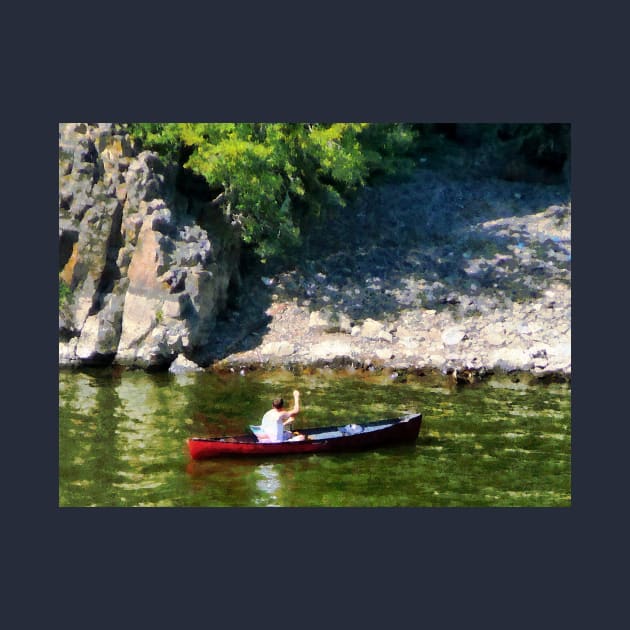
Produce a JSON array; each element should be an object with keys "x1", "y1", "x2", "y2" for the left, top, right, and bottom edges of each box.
[{"x1": 282, "y1": 390, "x2": 301, "y2": 425}]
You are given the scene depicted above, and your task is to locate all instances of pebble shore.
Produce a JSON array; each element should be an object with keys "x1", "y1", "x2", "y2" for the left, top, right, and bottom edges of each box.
[{"x1": 201, "y1": 168, "x2": 571, "y2": 382}]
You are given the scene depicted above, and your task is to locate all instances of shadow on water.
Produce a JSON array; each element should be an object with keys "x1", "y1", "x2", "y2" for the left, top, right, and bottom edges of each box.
[{"x1": 205, "y1": 168, "x2": 570, "y2": 360}]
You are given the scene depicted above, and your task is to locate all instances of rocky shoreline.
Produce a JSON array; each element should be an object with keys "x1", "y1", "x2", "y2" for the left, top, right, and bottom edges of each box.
[
  {"x1": 59, "y1": 124, "x2": 571, "y2": 382},
  {"x1": 198, "y1": 168, "x2": 571, "y2": 383}
]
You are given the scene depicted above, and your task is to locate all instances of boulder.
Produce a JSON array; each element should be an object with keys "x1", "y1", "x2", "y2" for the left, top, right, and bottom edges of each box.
[
  {"x1": 125, "y1": 151, "x2": 164, "y2": 207},
  {"x1": 482, "y1": 323, "x2": 507, "y2": 346},
  {"x1": 260, "y1": 341, "x2": 296, "y2": 357},
  {"x1": 374, "y1": 348, "x2": 394, "y2": 361},
  {"x1": 59, "y1": 338, "x2": 79, "y2": 366},
  {"x1": 308, "y1": 309, "x2": 353, "y2": 334},
  {"x1": 309, "y1": 340, "x2": 355, "y2": 361},
  {"x1": 360, "y1": 318, "x2": 393, "y2": 342},
  {"x1": 169, "y1": 354, "x2": 204, "y2": 374},
  {"x1": 441, "y1": 327, "x2": 467, "y2": 346},
  {"x1": 544, "y1": 341, "x2": 572, "y2": 373},
  {"x1": 487, "y1": 347, "x2": 533, "y2": 372}
]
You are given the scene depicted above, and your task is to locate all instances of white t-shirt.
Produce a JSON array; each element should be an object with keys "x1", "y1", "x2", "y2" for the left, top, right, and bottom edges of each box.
[{"x1": 261, "y1": 409, "x2": 292, "y2": 442}]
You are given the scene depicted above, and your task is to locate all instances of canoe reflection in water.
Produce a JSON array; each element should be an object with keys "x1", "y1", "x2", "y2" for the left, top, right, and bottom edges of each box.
[{"x1": 255, "y1": 464, "x2": 281, "y2": 506}]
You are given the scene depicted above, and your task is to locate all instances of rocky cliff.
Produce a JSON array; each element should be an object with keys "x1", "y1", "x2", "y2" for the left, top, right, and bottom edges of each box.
[{"x1": 59, "y1": 123, "x2": 241, "y2": 369}]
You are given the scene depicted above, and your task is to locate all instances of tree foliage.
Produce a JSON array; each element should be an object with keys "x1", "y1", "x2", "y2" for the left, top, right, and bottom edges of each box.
[
  {"x1": 126, "y1": 122, "x2": 568, "y2": 259},
  {"x1": 127, "y1": 123, "x2": 416, "y2": 258}
]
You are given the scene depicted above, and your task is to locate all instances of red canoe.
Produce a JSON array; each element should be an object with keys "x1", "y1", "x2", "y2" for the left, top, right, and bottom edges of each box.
[{"x1": 187, "y1": 413, "x2": 422, "y2": 459}]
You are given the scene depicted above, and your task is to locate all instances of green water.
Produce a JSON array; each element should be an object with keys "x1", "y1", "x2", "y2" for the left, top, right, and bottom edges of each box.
[{"x1": 59, "y1": 368, "x2": 571, "y2": 507}]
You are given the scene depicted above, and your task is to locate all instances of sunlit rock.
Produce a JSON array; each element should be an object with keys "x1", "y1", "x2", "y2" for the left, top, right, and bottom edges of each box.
[
  {"x1": 441, "y1": 328, "x2": 466, "y2": 346},
  {"x1": 168, "y1": 354, "x2": 204, "y2": 374}
]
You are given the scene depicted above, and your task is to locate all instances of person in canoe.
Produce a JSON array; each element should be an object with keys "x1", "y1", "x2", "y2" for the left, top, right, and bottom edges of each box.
[{"x1": 260, "y1": 390, "x2": 305, "y2": 442}]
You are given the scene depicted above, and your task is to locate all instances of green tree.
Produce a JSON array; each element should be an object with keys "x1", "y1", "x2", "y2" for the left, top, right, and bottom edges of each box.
[{"x1": 128, "y1": 123, "x2": 416, "y2": 258}]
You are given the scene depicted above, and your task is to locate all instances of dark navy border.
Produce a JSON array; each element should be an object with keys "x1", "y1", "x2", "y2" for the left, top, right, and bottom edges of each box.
[{"x1": 7, "y1": 2, "x2": 623, "y2": 627}]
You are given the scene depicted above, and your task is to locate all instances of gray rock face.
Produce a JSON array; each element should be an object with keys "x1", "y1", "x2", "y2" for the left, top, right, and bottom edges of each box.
[{"x1": 59, "y1": 123, "x2": 240, "y2": 369}]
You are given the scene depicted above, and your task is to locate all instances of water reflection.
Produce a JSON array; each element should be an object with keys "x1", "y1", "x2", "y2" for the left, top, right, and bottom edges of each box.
[
  {"x1": 254, "y1": 464, "x2": 282, "y2": 507},
  {"x1": 59, "y1": 370, "x2": 193, "y2": 506},
  {"x1": 114, "y1": 374, "x2": 187, "y2": 461},
  {"x1": 59, "y1": 371, "x2": 100, "y2": 415},
  {"x1": 59, "y1": 370, "x2": 125, "y2": 505}
]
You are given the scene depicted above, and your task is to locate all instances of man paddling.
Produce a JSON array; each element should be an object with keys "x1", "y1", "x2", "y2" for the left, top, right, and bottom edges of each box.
[{"x1": 260, "y1": 390, "x2": 303, "y2": 442}]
